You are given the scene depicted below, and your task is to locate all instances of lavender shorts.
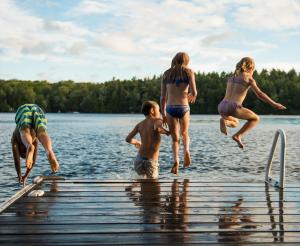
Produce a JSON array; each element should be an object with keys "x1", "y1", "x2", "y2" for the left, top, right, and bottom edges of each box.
[{"x1": 218, "y1": 100, "x2": 242, "y2": 116}]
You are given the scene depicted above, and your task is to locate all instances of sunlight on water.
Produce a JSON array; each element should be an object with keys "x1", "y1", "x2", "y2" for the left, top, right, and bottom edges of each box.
[{"x1": 0, "y1": 113, "x2": 299, "y2": 203}]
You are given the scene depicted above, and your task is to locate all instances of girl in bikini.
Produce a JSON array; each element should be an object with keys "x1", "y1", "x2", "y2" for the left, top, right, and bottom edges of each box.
[
  {"x1": 218, "y1": 57, "x2": 286, "y2": 149},
  {"x1": 160, "y1": 52, "x2": 197, "y2": 174}
]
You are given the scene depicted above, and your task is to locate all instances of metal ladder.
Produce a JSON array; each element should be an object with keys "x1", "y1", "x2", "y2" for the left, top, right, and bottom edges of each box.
[{"x1": 265, "y1": 129, "x2": 286, "y2": 189}]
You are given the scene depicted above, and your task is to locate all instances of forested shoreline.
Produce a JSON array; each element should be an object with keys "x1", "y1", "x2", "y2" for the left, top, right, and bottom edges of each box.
[{"x1": 0, "y1": 69, "x2": 299, "y2": 114}]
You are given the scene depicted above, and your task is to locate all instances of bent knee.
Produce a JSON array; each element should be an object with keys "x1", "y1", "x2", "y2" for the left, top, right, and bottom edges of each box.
[
  {"x1": 250, "y1": 114, "x2": 260, "y2": 122},
  {"x1": 27, "y1": 144, "x2": 35, "y2": 152},
  {"x1": 171, "y1": 135, "x2": 180, "y2": 143},
  {"x1": 180, "y1": 130, "x2": 189, "y2": 138}
]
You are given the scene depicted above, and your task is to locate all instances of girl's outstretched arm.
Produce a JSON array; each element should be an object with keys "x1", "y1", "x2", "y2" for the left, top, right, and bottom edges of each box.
[
  {"x1": 249, "y1": 78, "x2": 286, "y2": 110},
  {"x1": 125, "y1": 124, "x2": 141, "y2": 149}
]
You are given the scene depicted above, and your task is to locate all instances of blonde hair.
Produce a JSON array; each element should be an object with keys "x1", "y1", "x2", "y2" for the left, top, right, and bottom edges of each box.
[
  {"x1": 234, "y1": 57, "x2": 255, "y2": 76},
  {"x1": 164, "y1": 52, "x2": 192, "y2": 83}
]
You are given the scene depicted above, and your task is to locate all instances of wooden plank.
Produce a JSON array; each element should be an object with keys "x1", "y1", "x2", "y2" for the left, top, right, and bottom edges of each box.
[
  {"x1": 40, "y1": 181, "x2": 300, "y2": 188},
  {"x1": 36, "y1": 186, "x2": 300, "y2": 193},
  {"x1": 0, "y1": 223, "x2": 300, "y2": 234},
  {"x1": 3, "y1": 207, "x2": 300, "y2": 217},
  {"x1": 1, "y1": 214, "x2": 299, "y2": 224},
  {"x1": 41, "y1": 179, "x2": 300, "y2": 187},
  {"x1": 15, "y1": 196, "x2": 300, "y2": 203},
  {"x1": 8, "y1": 201, "x2": 300, "y2": 210},
  {"x1": 1, "y1": 232, "x2": 300, "y2": 245},
  {"x1": 38, "y1": 191, "x2": 300, "y2": 198},
  {"x1": 0, "y1": 176, "x2": 44, "y2": 214}
]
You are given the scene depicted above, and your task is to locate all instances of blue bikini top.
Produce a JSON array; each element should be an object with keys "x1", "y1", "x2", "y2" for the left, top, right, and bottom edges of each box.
[{"x1": 165, "y1": 76, "x2": 189, "y2": 87}]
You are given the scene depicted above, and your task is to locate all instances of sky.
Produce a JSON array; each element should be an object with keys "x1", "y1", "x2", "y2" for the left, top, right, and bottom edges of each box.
[{"x1": 0, "y1": 0, "x2": 300, "y2": 83}]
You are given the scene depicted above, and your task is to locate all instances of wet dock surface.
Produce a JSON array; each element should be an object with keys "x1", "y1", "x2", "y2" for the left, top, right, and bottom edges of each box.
[{"x1": 0, "y1": 178, "x2": 300, "y2": 245}]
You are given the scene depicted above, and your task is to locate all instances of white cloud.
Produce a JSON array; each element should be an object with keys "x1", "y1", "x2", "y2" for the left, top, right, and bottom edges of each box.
[
  {"x1": 0, "y1": 0, "x2": 299, "y2": 82},
  {"x1": 234, "y1": 0, "x2": 300, "y2": 31},
  {"x1": 68, "y1": 0, "x2": 112, "y2": 16},
  {"x1": 201, "y1": 32, "x2": 232, "y2": 46},
  {"x1": 0, "y1": 0, "x2": 92, "y2": 61},
  {"x1": 249, "y1": 41, "x2": 277, "y2": 50}
]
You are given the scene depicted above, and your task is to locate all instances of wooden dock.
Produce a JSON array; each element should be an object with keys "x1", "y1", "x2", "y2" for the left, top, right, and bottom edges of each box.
[{"x1": 0, "y1": 177, "x2": 300, "y2": 245}]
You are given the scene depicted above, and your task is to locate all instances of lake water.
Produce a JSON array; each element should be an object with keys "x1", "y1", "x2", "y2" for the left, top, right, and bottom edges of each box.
[{"x1": 0, "y1": 113, "x2": 299, "y2": 203}]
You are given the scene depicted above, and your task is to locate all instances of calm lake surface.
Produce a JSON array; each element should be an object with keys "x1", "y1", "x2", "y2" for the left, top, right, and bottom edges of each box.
[{"x1": 0, "y1": 113, "x2": 299, "y2": 203}]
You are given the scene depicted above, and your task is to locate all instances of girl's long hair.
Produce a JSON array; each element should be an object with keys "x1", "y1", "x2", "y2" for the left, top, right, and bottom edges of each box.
[
  {"x1": 163, "y1": 52, "x2": 192, "y2": 83},
  {"x1": 234, "y1": 57, "x2": 255, "y2": 76}
]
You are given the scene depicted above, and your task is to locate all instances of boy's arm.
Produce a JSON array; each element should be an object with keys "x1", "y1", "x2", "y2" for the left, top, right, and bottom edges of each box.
[
  {"x1": 154, "y1": 119, "x2": 170, "y2": 136},
  {"x1": 125, "y1": 124, "x2": 141, "y2": 148},
  {"x1": 32, "y1": 139, "x2": 39, "y2": 165},
  {"x1": 188, "y1": 72, "x2": 197, "y2": 103},
  {"x1": 22, "y1": 140, "x2": 39, "y2": 187},
  {"x1": 160, "y1": 75, "x2": 168, "y2": 124},
  {"x1": 11, "y1": 142, "x2": 22, "y2": 185},
  {"x1": 249, "y1": 78, "x2": 286, "y2": 110}
]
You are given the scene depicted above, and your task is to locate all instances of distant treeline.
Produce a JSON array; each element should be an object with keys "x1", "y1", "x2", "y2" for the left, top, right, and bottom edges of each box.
[{"x1": 0, "y1": 69, "x2": 299, "y2": 114}]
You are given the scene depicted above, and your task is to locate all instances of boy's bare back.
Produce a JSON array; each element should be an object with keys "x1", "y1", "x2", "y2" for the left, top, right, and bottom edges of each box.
[{"x1": 136, "y1": 118, "x2": 162, "y2": 160}]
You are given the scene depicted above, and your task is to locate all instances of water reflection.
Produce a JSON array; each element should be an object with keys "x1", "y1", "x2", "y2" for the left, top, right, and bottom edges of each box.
[
  {"x1": 13, "y1": 181, "x2": 58, "y2": 220},
  {"x1": 265, "y1": 184, "x2": 285, "y2": 242},
  {"x1": 218, "y1": 197, "x2": 256, "y2": 243},
  {"x1": 125, "y1": 179, "x2": 190, "y2": 244},
  {"x1": 162, "y1": 179, "x2": 189, "y2": 230},
  {"x1": 125, "y1": 180, "x2": 162, "y2": 224}
]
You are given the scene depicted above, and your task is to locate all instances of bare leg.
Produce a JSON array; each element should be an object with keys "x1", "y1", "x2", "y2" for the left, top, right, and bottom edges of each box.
[
  {"x1": 220, "y1": 118, "x2": 227, "y2": 135},
  {"x1": 220, "y1": 116, "x2": 239, "y2": 135},
  {"x1": 20, "y1": 127, "x2": 35, "y2": 169},
  {"x1": 179, "y1": 111, "x2": 191, "y2": 168},
  {"x1": 232, "y1": 108, "x2": 260, "y2": 149},
  {"x1": 167, "y1": 115, "x2": 180, "y2": 174},
  {"x1": 37, "y1": 129, "x2": 60, "y2": 172}
]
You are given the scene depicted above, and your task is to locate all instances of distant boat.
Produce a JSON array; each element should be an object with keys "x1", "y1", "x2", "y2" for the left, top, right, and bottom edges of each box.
[{"x1": 73, "y1": 111, "x2": 80, "y2": 114}]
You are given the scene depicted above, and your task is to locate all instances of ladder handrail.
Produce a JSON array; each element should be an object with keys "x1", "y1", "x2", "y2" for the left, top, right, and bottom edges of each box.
[{"x1": 265, "y1": 129, "x2": 286, "y2": 189}]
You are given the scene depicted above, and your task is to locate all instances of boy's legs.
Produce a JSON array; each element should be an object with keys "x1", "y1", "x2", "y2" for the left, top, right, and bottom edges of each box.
[
  {"x1": 167, "y1": 115, "x2": 180, "y2": 174},
  {"x1": 36, "y1": 129, "x2": 60, "y2": 172},
  {"x1": 20, "y1": 127, "x2": 35, "y2": 169},
  {"x1": 232, "y1": 107, "x2": 260, "y2": 148},
  {"x1": 179, "y1": 111, "x2": 191, "y2": 168}
]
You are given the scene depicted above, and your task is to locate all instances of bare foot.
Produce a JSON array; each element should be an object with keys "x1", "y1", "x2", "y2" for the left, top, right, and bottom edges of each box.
[
  {"x1": 220, "y1": 118, "x2": 227, "y2": 135},
  {"x1": 171, "y1": 163, "x2": 179, "y2": 175},
  {"x1": 25, "y1": 145, "x2": 35, "y2": 169},
  {"x1": 47, "y1": 151, "x2": 60, "y2": 172},
  {"x1": 232, "y1": 135, "x2": 244, "y2": 149},
  {"x1": 183, "y1": 151, "x2": 191, "y2": 168}
]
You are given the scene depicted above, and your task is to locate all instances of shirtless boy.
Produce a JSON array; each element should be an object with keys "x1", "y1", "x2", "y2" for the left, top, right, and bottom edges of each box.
[{"x1": 126, "y1": 101, "x2": 170, "y2": 179}]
